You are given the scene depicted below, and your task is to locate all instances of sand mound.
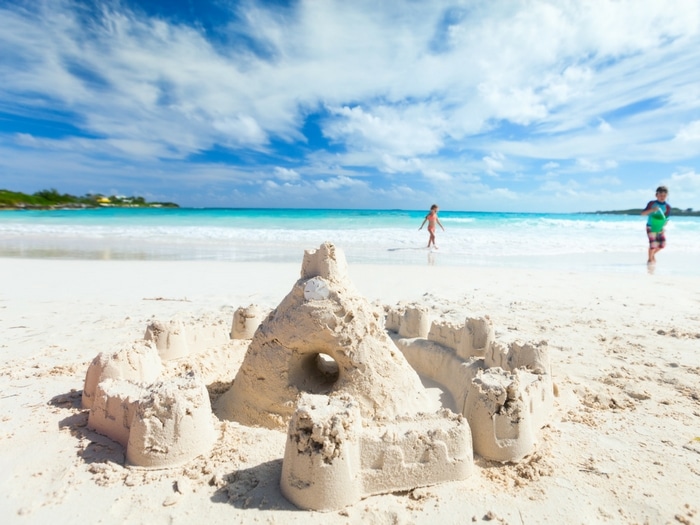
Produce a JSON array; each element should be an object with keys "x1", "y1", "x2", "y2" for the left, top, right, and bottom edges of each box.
[{"x1": 215, "y1": 242, "x2": 437, "y2": 429}]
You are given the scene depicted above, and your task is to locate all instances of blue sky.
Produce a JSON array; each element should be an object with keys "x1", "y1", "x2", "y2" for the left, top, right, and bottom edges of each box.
[{"x1": 1, "y1": 0, "x2": 699, "y2": 212}]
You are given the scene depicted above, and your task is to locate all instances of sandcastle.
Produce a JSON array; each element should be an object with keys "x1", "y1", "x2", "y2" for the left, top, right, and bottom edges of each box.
[
  {"x1": 81, "y1": 314, "x2": 231, "y2": 468},
  {"x1": 80, "y1": 242, "x2": 554, "y2": 510}
]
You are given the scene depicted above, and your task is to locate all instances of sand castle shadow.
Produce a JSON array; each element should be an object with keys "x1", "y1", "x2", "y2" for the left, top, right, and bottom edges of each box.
[
  {"x1": 49, "y1": 389, "x2": 83, "y2": 410},
  {"x1": 206, "y1": 379, "x2": 234, "y2": 405},
  {"x1": 210, "y1": 459, "x2": 300, "y2": 512},
  {"x1": 76, "y1": 427, "x2": 127, "y2": 465},
  {"x1": 419, "y1": 376, "x2": 458, "y2": 412},
  {"x1": 52, "y1": 394, "x2": 127, "y2": 466}
]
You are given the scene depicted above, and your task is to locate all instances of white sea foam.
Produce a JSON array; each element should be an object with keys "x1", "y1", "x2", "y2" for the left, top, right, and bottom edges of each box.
[{"x1": 2, "y1": 210, "x2": 699, "y2": 275}]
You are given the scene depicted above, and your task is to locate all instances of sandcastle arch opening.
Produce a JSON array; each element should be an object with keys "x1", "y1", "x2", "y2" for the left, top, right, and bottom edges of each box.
[{"x1": 288, "y1": 350, "x2": 340, "y2": 395}]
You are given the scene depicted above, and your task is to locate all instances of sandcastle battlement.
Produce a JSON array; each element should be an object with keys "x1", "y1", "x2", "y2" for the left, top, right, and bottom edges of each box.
[
  {"x1": 281, "y1": 393, "x2": 472, "y2": 511},
  {"x1": 387, "y1": 305, "x2": 554, "y2": 463},
  {"x1": 231, "y1": 304, "x2": 268, "y2": 339},
  {"x1": 386, "y1": 306, "x2": 495, "y2": 358},
  {"x1": 144, "y1": 312, "x2": 231, "y2": 360}
]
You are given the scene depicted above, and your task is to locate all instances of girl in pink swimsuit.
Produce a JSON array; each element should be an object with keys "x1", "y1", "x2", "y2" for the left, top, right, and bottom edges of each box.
[{"x1": 419, "y1": 204, "x2": 445, "y2": 248}]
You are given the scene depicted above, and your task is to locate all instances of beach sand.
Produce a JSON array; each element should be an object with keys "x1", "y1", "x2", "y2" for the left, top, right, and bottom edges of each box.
[{"x1": 1, "y1": 256, "x2": 699, "y2": 524}]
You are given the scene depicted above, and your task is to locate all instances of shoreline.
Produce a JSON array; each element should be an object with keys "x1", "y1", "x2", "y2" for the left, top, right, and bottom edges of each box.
[
  {"x1": 1, "y1": 256, "x2": 699, "y2": 524},
  {"x1": 1, "y1": 248, "x2": 697, "y2": 278}
]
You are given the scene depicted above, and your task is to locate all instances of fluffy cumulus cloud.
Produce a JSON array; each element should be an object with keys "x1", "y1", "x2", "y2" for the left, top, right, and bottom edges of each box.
[
  {"x1": 273, "y1": 167, "x2": 300, "y2": 182},
  {"x1": 324, "y1": 104, "x2": 446, "y2": 158},
  {"x1": 483, "y1": 152, "x2": 506, "y2": 176},
  {"x1": 675, "y1": 120, "x2": 700, "y2": 142},
  {"x1": 0, "y1": 0, "x2": 699, "y2": 211},
  {"x1": 666, "y1": 169, "x2": 700, "y2": 207}
]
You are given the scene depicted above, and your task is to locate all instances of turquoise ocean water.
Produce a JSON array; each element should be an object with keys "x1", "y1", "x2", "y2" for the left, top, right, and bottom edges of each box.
[{"x1": 1, "y1": 208, "x2": 699, "y2": 275}]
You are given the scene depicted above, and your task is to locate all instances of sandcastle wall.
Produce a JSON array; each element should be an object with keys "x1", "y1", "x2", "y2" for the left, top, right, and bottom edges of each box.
[
  {"x1": 388, "y1": 305, "x2": 553, "y2": 463},
  {"x1": 281, "y1": 393, "x2": 472, "y2": 511},
  {"x1": 144, "y1": 313, "x2": 230, "y2": 361},
  {"x1": 465, "y1": 367, "x2": 552, "y2": 462},
  {"x1": 88, "y1": 378, "x2": 143, "y2": 447},
  {"x1": 85, "y1": 369, "x2": 216, "y2": 468},
  {"x1": 126, "y1": 376, "x2": 216, "y2": 468}
]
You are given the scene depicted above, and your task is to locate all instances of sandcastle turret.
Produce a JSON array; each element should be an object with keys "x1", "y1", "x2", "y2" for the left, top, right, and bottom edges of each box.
[{"x1": 82, "y1": 337, "x2": 216, "y2": 468}]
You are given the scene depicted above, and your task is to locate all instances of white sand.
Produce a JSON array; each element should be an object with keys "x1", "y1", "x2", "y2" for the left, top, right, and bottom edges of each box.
[{"x1": 1, "y1": 257, "x2": 699, "y2": 524}]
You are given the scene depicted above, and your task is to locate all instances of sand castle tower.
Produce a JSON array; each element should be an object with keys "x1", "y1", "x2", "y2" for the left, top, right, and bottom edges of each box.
[
  {"x1": 216, "y1": 242, "x2": 438, "y2": 429},
  {"x1": 82, "y1": 340, "x2": 216, "y2": 468}
]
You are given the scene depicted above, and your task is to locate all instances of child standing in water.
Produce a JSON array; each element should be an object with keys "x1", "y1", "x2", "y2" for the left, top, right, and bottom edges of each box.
[
  {"x1": 419, "y1": 204, "x2": 445, "y2": 249},
  {"x1": 641, "y1": 185, "x2": 671, "y2": 265}
]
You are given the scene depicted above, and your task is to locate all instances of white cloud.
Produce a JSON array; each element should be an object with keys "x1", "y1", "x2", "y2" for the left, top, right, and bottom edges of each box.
[
  {"x1": 423, "y1": 169, "x2": 452, "y2": 183},
  {"x1": 675, "y1": 121, "x2": 700, "y2": 142},
  {"x1": 211, "y1": 116, "x2": 268, "y2": 147},
  {"x1": 598, "y1": 119, "x2": 613, "y2": 133},
  {"x1": 483, "y1": 152, "x2": 505, "y2": 175},
  {"x1": 540, "y1": 66, "x2": 594, "y2": 106},
  {"x1": 314, "y1": 176, "x2": 367, "y2": 191},
  {"x1": 576, "y1": 158, "x2": 618, "y2": 172},
  {"x1": 380, "y1": 155, "x2": 423, "y2": 174},
  {"x1": 273, "y1": 167, "x2": 300, "y2": 181},
  {"x1": 490, "y1": 187, "x2": 519, "y2": 201},
  {"x1": 1, "y1": 0, "x2": 699, "y2": 210},
  {"x1": 324, "y1": 104, "x2": 445, "y2": 157},
  {"x1": 477, "y1": 84, "x2": 548, "y2": 126},
  {"x1": 666, "y1": 169, "x2": 700, "y2": 208},
  {"x1": 540, "y1": 179, "x2": 581, "y2": 194},
  {"x1": 589, "y1": 175, "x2": 622, "y2": 186}
]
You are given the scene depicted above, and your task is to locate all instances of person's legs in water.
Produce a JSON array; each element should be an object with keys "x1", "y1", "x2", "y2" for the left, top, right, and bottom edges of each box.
[
  {"x1": 427, "y1": 226, "x2": 436, "y2": 247},
  {"x1": 647, "y1": 226, "x2": 666, "y2": 264}
]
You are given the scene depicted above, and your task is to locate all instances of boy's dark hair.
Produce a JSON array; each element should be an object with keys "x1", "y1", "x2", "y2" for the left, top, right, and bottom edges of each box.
[{"x1": 656, "y1": 186, "x2": 668, "y2": 193}]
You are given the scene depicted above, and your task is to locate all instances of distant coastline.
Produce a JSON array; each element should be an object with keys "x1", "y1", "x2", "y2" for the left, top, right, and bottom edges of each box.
[
  {"x1": 592, "y1": 208, "x2": 699, "y2": 217},
  {"x1": 0, "y1": 189, "x2": 179, "y2": 210}
]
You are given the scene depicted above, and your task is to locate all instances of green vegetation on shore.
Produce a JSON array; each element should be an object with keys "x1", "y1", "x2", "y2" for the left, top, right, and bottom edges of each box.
[
  {"x1": 0, "y1": 189, "x2": 179, "y2": 209},
  {"x1": 593, "y1": 207, "x2": 699, "y2": 217}
]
